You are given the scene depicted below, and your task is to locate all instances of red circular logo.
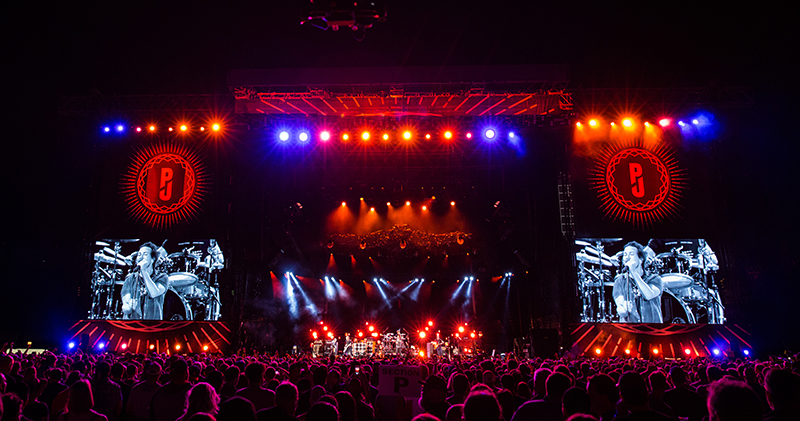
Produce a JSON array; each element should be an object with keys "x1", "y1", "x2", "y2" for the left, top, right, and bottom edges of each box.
[
  {"x1": 122, "y1": 144, "x2": 207, "y2": 228},
  {"x1": 137, "y1": 154, "x2": 196, "y2": 214},
  {"x1": 605, "y1": 148, "x2": 670, "y2": 212}
]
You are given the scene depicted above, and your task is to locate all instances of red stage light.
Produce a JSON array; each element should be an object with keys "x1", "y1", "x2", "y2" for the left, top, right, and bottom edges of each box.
[
  {"x1": 589, "y1": 119, "x2": 599, "y2": 127},
  {"x1": 168, "y1": 127, "x2": 174, "y2": 132},
  {"x1": 595, "y1": 348, "x2": 601, "y2": 355},
  {"x1": 382, "y1": 133, "x2": 389, "y2": 140},
  {"x1": 652, "y1": 348, "x2": 659, "y2": 355},
  {"x1": 659, "y1": 118, "x2": 671, "y2": 127},
  {"x1": 576, "y1": 122, "x2": 582, "y2": 127},
  {"x1": 466, "y1": 132, "x2": 472, "y2": 139},
  {"x1": 149, "y1": 344, "x2": 155, "y2": 350},
  {"x1": 320, "y1": 131, "x2": 331, "y2": 141},
  {"x1": 419, "y1": 331, "x2": 426, "y2": 339},
  {"x1": 371, "y1": 332, "x2": 378, "y2": 338},
  {"x1": 149, "y1": 125, "x2": 156, "y2": 131},
  {"x1": 425, "y1": 133, "x2": 431, "y2": 139},
  {"x1": 406, "y1": 201, "x2": 411, "y2": 206},
  {"x1": 403, "y1": 131, "x2": 412, "y2": 140},
  {"x1": 136, "y1": 127, "x2": 142, "y2": 132},
  {"x1": 368, "y1": 325, "x2": 375, "y2": 332},
  {"x1": 444, "y1": 131, "x2": 453, "y2": 139},
  {"x1": 685, "y1": 348, "x2": 692, "y2": 355},
  {"x1": 175, "y1": 344, "x2": 181, "y2": 351},
  {"x1": 121, "y1": 343, "x2": 128, "y2": 349},
  {"x1": 323, "y1": 326, "x2": 328, "y2": 331},
  {"x1": 361, "y1": 131, "x2": 370, "y2": 141},
  {"x1": 200, "y1": 127, "x2": 205, "y2": 131},
  {"x1": 341, "y1": 202, "x2": 346, "y2": 207},
  {"x1": 625, "y1": 349, "x2": 631, "y2": 355},
  {"x1": 370, "y1": 207, "x2": 375, "y2": 212},
  {"x1": 180, "y1": 125, "x2": 188, "y2": 131},
  {"x1": 422, "y1": 206, "x2": 427, "y2": 211},
  {"x1": 622, "y1": 118, "x2": 633, "y2": 127},
  {"x1": 428, "y1": 320, "x2": 434, "y2": 326},
  {"x1": 212, "y1": 123, "x2": 221, "y2": 131},
  {"x1": 451, "y1": 201, "x2": 455, "y2": 206},
  {"x1": 342, "y1": 133, "x2": 350, "y2": 141},
  {"x1": 203, "y1": 345, "x2": 209, "y2": 351},
  {"x1": 458, "y1": 326, "x2": 465, "y2": 333}
]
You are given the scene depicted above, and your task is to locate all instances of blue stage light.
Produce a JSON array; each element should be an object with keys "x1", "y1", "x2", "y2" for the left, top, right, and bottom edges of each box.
[
  {"x1": 116, "y1": 125, "x2": 125, "y2": 132},
  {"x1": 484, "y1": 129, "x2": 496, "y2": 140},
  {"x1": 508, "y1": 132, "x2": 515, "y2": 139},
  {"x1": 68, "y1": 342, "x2": 75, "y2": 349},
  {"x1": 712, "y1": 348, "x2": 720, "y2": 356},
  {"x1": 98, "y1": 342, "x2": 105, "y2": 350},
  {"x1": 298, "y1": 131, "x2": 310, "y2": 142},
  {"x1": 103, "y1": 126, "x2": 111, "y2": 133},
  {"x1": 279, "y1": 131, "x2": 290, "y2": 141},
  {"x1": 744, "y1": 349, "x2": 750, "y2": 356}
]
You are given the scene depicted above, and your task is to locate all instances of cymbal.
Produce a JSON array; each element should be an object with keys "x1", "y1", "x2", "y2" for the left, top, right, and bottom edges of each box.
[
  {"x1": 94, "y1": 253, "x2": 116, "y2": 264},
  {"x1": 95, "y1": 241, "x2": 110, "y2": 247},
  {"x1": 578, "y1": 238, "x2": 623, "y2": 245},
  {"x1": 575, "y1": 240, "x2": 593, "y2": 248},
  {"x1": 584, "y1": 247, "x2": 618, "y2": 263},
  {"x1": 168, "y1": 251, "x2": 200, "y2": 260},
  {"x1": 657, "y1": 251, "x2": 689, "y2": 260},
  {"x1": 576, "y1": 252, "x2": 614, "y2": 267}
]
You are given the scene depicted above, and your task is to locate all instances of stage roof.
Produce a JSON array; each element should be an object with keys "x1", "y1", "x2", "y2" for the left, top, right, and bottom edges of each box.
[{"x1": 227, "y1": 65, "x2": 571, "y2": 117}]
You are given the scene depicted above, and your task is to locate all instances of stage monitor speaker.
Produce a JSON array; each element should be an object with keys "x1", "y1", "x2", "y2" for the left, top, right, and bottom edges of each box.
[{"x1": 532, "y1": 328, "x2": 560, "y2": 358}]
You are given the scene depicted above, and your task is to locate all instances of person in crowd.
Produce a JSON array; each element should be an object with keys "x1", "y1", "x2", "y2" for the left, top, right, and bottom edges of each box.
[
  {"x1": 256, "y1": 381, "x2": 299, "y2": 421},
  {"x1": 218, "y1": 366, "x2": 239, "y2": 402},
  {"x1": 39, "y1": 368, "x2": 68, "y2": 411},
  {"x1": 663, "y1": 366, "x2": 707, "y2": 421},
  {"x1": 334, "y1": 391, "x2": 357, "y2": 421},
  {"x1": 647, "y1": 370, "x2": 674, "y2": 419},
  {"x1": 346, "y1": 377, "x2": 375, "y2": 421},
  {"x1": 463, "y1": 390, "x2": 502, "y2": 421},
  {"x1": 216, "y1": 396, "x2": 255, "y2": 421},
  {"x1": 179, "y1": 383, "x2": 220, "y2": 421},
  {"x1": 55, "y1": 379, "x2": 109, "y2": 421},
  {"x1": 446, "y1": 373, "x2": 469, "y2": 406},
  {"x1": 304, "y1": 402, "x2": 338, "y2": 421},
  {"x1": 419, "y1": 374, "x2": 450, "y2": 421},
  {"x1": 511, "y1": 371, "x2": 571, "y2": 421},
  {"x1": 235, "y1": 363, "x2": 274, "y2": 411},
  {"x1": 126, "y1": 362, "x2": 162, "y2": 421},
  {"x1": 586, "y1": 373, "x2": 618, "y2": 421},
  {"x1": 150, "y1": 359, "x2": 192, "y2": 421},
  {"x1": 706, "y1": 379, "x2": 762, "y2": 421},
  {"x1": 762, "y1": 369, "x2": 800, "y2": 421},
  {"x1": 187, "y1": 414, "x2": 215, "y2": 421},
  {"x1": 90, "y1": 362, "x2": 122, "y2": 421},
  {"x1": 614, "y1": 372, "x2": 672, "y2": 421},
  {"x1": 562, "y1": 386, "x2": 592, "y2": 419},
  {"x1": 530, "y1": 368, "x2": 551, "y2": 400}
]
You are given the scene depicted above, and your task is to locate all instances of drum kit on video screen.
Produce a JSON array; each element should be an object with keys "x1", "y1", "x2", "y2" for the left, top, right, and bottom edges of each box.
[
  {"x1": 576, "y1": 238, "x2": 725, "y2": 324},
  {"x1": 88, "y1": 239, "x2": 224, "y2": 321}
]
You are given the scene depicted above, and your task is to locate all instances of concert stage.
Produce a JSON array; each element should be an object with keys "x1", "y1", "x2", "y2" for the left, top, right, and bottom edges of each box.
[
  {"x1": 568, "y1": 323, "x2": 754, "y2": 359},
  {"x1": 67, "y1": 320, "x2": 233, "y2": 354}
]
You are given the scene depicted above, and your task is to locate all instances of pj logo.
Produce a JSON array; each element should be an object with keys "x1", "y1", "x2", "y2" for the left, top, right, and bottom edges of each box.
[
  {"x1": 590, "y1": 142, "x2": 685, "y2": 226},
  {"x1": 122, "y1": 144, "x2": 207, "y2": 228}
]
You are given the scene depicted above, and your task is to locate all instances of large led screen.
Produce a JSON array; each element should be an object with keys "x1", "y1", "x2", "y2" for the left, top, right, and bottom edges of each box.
[
  {"x1": 88, "y1": 239, "x2": 225, "y2": 321},
  {"x1": 574, "y1": 238, "x2": 724, "y2": 324}
]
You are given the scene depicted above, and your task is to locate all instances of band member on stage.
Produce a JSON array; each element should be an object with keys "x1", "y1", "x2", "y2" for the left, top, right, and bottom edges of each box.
[
  {"x1": 121, "y1": 242, "x2": 169, "y2": 320},
  {"x1": 613, "y1": 241, "x2": 663, "y2": 323}
]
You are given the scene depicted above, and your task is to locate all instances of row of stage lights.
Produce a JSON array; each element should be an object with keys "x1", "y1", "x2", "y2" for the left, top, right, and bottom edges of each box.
[
  {"x1": 99, "y1": 123, "x2": 519, "y2": 144},
  {"x1": 575, "y1": 112, "x2": 716, "y2": 134},
  {"x1": 101, "y1": 123, "x2": 222, "y2": 134},
  {"x1": 68, "y1": 340, "x2": 212, "y2": 353},
  {"x1": 340, "y1": 197, "x2": 457, "y2": 210},
  {"x1": 275, "y1": 127, "x2": 517, "y2": 144},
  {"x1": 591, "y1": 345, "x2": 750, "y2": 358}
]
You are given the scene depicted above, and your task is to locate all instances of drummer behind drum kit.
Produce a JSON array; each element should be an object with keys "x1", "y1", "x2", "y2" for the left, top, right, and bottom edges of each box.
[
  {"x1": 576, "y1": 238, "x2": 725, "y2": 324},
  {"x1": 89, "y1": 240, "x2": 223, "y2": 321}
]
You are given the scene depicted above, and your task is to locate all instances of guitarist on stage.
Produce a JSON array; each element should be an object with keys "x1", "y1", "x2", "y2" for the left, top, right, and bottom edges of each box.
[{"x1": 121, "y1": 242, "x2": 169, "y2": 320}]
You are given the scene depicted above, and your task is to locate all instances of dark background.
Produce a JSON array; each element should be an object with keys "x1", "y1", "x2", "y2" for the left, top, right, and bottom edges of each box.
[{"x1": 4, "y1": 1, "x2": 799, "y2": 353}]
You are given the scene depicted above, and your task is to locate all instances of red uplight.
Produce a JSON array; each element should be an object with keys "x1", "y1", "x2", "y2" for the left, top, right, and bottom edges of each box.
[
  {"x1": 121, "y1": 343, "x2": 128, "y2": 349},
  {"x1": 589, "y1": 119, "x2": 599, "y2": 127},
  {"x1": 652, "y1": 348, "x2": 659, "y2": 355},
  {"x1": 136, "y1": 127, "x2": 142, "y2": 132},
  {"x1": 341, "y1": 202, "x2": 347, "y2": 207},
  {"x1": 659, "y1": 118, "x2": 671, "y2": 127},
  {"x1": 425, "y1": 133, "x2": 431, "y2": 139},
  {"x1": 595, "y1": 348, "x2": 601, "y2": 355},
  {"x1": 625, "y1": 349, "x2": 631, "y2": 355},
  {"x1": 203, "y1": 345, "x2": 209, "y2": 351},
  {"x1": 685, "y1": 348, "x2": 692, "y2": 355}
]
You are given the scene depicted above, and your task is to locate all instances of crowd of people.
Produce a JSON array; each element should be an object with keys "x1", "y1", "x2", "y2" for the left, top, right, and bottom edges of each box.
[{"x1": 0, "y1": 349, "x2": 798, "y2": 421}]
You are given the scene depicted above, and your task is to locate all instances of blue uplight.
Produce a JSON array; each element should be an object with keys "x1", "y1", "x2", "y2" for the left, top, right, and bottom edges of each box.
[
  {"x1": 484, "y1": 129, "x2": 496, "y2": 140},
  {"x1": 279, "y1": 131, "x2": 290, "y2": 142},
  {"x1": 68, "y1": 342, "x2": 75, "y2": 349},
  {"x1": 98, "y1": 342, "x2": 105, "y2": 350},
  {"x1": 712, "y1": 348, "x2": 720, "y2": 356}
]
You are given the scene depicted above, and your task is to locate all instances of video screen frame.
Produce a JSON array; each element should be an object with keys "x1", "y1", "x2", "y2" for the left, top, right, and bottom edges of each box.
[
  {"x1": 574, "y1": 238, "x2": 724, "y2": 324},
  {"x1": 88, "y1": 239, "x2": 225, "y2": 321}
]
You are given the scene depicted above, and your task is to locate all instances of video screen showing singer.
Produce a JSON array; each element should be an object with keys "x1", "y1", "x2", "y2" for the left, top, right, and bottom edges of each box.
[
  {"x1": 121, "y1": 242, "x2": 169, "y2": 320},
  {"x1": 612, "y1": 241, "x2": 664, "y2": 323}
]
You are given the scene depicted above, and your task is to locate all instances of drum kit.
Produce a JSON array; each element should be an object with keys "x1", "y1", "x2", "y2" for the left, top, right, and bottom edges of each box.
[
  {"x1": 576, "y1": 239, "x2": 725, "y2": 324},
  {"x1": 88, "y1": 240, "x2": 223, "y2": 321}
]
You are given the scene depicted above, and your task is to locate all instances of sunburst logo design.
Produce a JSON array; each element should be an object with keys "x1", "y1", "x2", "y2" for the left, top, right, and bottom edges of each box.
[
  {"x1": 121, "y1": 143, "x2": 208, "y2": 228},
  {"x1": 589, "y1": 139, "x2": 686, "y2": 227}
]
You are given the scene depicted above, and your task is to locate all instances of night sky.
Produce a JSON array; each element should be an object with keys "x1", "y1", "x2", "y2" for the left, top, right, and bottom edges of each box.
[{"x1": 5, "y1": 1, "x2": 800, "y2": 350}]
